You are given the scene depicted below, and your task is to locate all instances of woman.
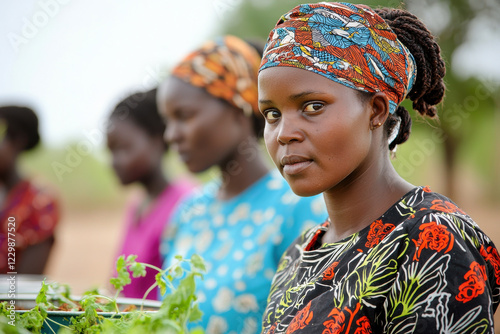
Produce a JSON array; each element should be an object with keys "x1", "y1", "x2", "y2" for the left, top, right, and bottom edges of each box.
[
  {"x1": 0, "y1": 106, "x2": 59, "y2": 274},
  {"x1": 257, "y1": 3, "x2": 500, "y2": 333},
  {"x1": 106, "y1": 88, "x2": 194, "y2": 300},
  {"x1": 157, "y1": 36, "x2": 326, "y2": 333}
]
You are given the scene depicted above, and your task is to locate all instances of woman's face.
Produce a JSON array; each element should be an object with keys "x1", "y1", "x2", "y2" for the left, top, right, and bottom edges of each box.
[
  {"x1": 106, "y1": 118, "x2": 163, "y2": 185},
  {"x1": 258, "y1": 66, "x2": 376, "y2": 197},
  {"x1": 157, "y1": 77, "x2": 248, "y2": 174}
]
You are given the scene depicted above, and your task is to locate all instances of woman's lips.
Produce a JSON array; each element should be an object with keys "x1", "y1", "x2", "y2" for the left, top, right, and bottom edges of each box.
[{"x1": 281, "y1": 155, "x2": 313, "y2": 175}]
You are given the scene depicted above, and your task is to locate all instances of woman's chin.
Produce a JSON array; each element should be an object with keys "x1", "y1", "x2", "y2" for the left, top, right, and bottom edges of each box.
[
  {"x1": 188, "y1": 162, "x2": 213, "y2": 175},
  {"x1": 286, "y1": 179, "x2": 323, "y2": 197}
]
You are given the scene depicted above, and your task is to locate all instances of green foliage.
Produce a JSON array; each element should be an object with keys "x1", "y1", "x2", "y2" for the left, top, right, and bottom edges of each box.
[
  {"x1": 0, "y1": 305, "x2": 32, "y2": 334},
  {"x1": 19, "y1": 144, "x2": 123, "y2": 210},
  {"x1": 17, "y1": 306, "x2": 45, "y2": 333},
  {"x1": 0, "y1": 254, "x2": 206, "y2": 333},
  {"x1": 217, "y1": 0, "x2": 500, "y2": 200},
  {"x1": 216, "y1": 0, "x2": 407, "y2": 41},
  {"x1": 18, "y1": 144, "x2": 201, "y2": 212}
]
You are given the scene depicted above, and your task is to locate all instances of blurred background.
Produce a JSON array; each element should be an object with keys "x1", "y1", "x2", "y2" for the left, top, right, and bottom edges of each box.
[{"x1": 1, "y1": 0, "x2": 499, "y2": 319}]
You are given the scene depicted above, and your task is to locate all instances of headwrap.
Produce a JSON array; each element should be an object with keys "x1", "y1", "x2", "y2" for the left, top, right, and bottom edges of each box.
[
  {"x1": 259, "y1": 2, "x2": 417, "y2": 114},
  {"x1": 172, "y1": 35, "x2": 261, "y2": 117}
]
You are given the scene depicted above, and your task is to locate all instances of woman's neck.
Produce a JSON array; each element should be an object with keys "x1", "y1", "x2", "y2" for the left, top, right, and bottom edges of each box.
[
  {"x1": 133, "y1": 168, "x2": 169, "y2": 224},
  {"x1": 0, "y1": 167, "x2": 22, "y2": 208},
  {"x1": 217, "y1": 138, "x2": 269, "y2": 201},
  {"x1": 321, "y1": 157, "x2": 413, "y2": 244},
  {"x1": 140, "y1": 167, "x2": 169, "y2": 200},
  {"x1": 1, "y1": 166, "x2": 22, "y2": 191}
]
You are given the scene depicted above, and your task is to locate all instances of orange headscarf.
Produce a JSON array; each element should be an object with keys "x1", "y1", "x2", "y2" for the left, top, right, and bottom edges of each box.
[{"x1": 172, "y1": 35, "x2": 261, "y2": 117}]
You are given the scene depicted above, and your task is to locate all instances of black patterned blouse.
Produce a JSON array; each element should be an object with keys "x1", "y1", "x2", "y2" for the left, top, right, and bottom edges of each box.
[{"x1": 261, "y1": 186, "x2": 500, "y2": 334}]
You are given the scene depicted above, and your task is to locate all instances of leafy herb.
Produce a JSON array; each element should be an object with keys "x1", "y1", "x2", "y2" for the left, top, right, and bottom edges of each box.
[{"x1": 1, "y1": 254, "x2": 206, "y2": 333}]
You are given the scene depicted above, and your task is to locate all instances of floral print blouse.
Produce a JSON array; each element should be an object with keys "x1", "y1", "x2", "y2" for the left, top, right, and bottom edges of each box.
[{"x1": 261, "y1": 186, "x2": 500, "y2": 334}]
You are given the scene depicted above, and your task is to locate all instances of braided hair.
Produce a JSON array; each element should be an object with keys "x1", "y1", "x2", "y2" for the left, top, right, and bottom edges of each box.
[
  {"x1": 375, "y1": 7, "x2": 446, "y2": 150},
  {"x1": 0, "y1": 106, "x2": 40, "y2": 151}
]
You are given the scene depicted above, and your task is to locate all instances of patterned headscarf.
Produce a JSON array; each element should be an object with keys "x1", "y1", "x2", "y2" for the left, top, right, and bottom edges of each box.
[
  {"x1": 172, "y1": 35, "x2": 261, "y2": 117},
  {"x1": 259, "y1": 2, "x2": 417, "y2": 114}
]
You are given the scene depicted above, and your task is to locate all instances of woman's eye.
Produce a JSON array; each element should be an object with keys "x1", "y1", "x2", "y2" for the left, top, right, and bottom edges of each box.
[
  {"x1": 304, "y1": 102, "x2": 324, "y2": 112},
  {"x1": 264, "y1": 110, "x2": 281, "y2": 121},
  {"x1": 179, "y1": 110, "x2": 194, "y2": 121}
]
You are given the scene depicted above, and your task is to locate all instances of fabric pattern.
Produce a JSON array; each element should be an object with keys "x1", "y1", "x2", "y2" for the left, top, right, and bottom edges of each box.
[
  {"x1": 172, "y1": 35, "x2": 261, "y2": 117},
  {"x1": 259, "y1": 2, "x2": 416, "y2": 114},
  {"x1": 115, "y1": 180, "x2": 194, "y2": 300},
  {"x1": 0, "y1": 180, "x2": 59, "y2": 273},
  {"x1": 261, "y1": 186, "x2": 500, "y2": 333},
  {"x1": 160, "y1": 171, "x2": 327, "y2": 334}
]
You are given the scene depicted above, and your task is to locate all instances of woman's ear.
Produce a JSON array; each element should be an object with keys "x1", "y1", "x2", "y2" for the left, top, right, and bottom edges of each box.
[{"x1": 369, "y1": 92, "x2": 390, "y2": 130}]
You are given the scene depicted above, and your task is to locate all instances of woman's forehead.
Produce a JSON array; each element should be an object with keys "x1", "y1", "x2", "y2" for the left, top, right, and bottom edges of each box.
[{"x1": 258, "y1": 66, "x2": 353, "y2": 99}]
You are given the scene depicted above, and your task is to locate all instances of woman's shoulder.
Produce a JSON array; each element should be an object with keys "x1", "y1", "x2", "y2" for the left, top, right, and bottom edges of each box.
[
  {"x1": 413, "y1": 186, "x2": 469, "y2": 215},
  {"x1": 168, "y1": 177, "x2": 198, "y2": 194},
  {"x1": 174, "y1": 180, "x2": 217, "y2": 206},
  {"x1": 17, "y1": 179, "x2": 59, "y2": 208},
  {"x1": 1, "y1": 179, "x2": 60, "y2": 230},
  {"x1": 397, "y1": 186, "x2": 490, "y2": 246},
  {"x1": 157, "y1": 178, "x2": 198, "y2": 205}
]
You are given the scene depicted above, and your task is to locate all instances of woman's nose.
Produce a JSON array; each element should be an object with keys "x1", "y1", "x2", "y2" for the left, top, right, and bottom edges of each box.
[
  {"x1": 164, "y1": 121, "x2": 181, "y2": 145},
  {"x1": 277, "y1": 113, "x2": 305, "y2": 145}
]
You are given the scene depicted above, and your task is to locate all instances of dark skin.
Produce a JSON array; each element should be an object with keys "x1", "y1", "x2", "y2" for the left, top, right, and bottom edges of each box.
[
  {"x1": 258, "y1": 67, "x2": 413, "y2": 244},
  {"x1": 106, "y1": 118, "x2": 168, "y2": 222},
  {"x1": 0, "y1": 135, "x2": 53, "y2": 274},
  {"x1": 157, "y1": 77, "x2": 269, "y2": 201}
]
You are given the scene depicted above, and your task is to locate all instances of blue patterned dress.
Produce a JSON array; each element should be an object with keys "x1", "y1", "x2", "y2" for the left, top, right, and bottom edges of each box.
[{"x1": 160, "y1": 171, "x2": 327, "y2": 333}]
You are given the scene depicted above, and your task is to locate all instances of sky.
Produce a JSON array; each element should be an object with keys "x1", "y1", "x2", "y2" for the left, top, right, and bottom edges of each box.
[
  {"x1": 0, "y1": 0, "x2": 227, "y2": 148},
  {"x1": 1, "y1": 0, "x2": 500, "y2": 149}
]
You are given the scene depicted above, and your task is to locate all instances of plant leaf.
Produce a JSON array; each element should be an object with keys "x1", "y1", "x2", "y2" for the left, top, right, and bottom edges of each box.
[
  {"x1": 190, "y1": 254, "x2": 206, "y2": 272},
  {"x1": 130, "y1": 261, "x2": 147, "y2": 278},
  {"x1": 156, "y1": 272, "x2": 167, "y2": 297}
]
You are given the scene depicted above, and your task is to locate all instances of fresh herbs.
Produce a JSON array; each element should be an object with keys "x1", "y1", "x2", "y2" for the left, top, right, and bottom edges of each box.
[{"x1": 0, "y1": 254, "x2": 206, "y2": 333}]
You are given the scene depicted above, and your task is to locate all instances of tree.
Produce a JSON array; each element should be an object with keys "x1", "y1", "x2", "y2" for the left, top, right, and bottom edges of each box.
[
  {"x1": 217, "y1": 0, "x2": 500, "y2": 200},
  {"x1": 406, "y1": 0, "x2": 500, "y2": 199}
]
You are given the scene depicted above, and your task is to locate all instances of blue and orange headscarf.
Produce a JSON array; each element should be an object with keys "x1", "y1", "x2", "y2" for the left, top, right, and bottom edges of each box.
[
  {"x1": 172, "y1": 35, "x2": 261, "y2": 117},
  {"x1": 259, "y1": 2, "x2": 417, "y2": 114}
]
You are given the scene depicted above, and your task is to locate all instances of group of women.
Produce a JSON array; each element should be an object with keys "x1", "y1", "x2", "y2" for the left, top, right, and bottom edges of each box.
[
  {"x1": 110, "y1": 3, "x2": 500, "y2": 333},
  {"x1": 4, "y1": 1, "x2": 497, "y2": 333}
]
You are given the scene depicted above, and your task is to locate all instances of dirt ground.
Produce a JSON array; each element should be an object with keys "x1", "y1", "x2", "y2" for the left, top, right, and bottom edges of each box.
[
  {"x1": 44, "y1": 185, "x2": 500, "y2": 331},
  {"x1": 44, "y1": 207, "x2": 126, "y2": 295}
]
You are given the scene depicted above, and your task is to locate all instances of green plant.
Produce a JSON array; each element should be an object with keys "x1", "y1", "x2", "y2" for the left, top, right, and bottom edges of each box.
[{"x1": 0, "y1": 254, "x2": 206, "y2": 333}]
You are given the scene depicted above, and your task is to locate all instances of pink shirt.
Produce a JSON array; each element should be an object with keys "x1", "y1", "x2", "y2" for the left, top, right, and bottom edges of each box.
[{"x1": 116, "y1": 180, "x2": 194, "y2": 300}]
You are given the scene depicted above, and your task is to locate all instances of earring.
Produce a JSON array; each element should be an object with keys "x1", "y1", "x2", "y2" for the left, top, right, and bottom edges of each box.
[{"x1": 370, "y1": 122, "x2": 382, "y2": 130}]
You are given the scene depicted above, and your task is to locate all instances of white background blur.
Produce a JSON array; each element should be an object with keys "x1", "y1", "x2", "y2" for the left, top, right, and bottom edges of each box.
[
  {"x1": 1, "y1": 0, "x2": 500, "y2": 149},
  {"x1": 0, "y1": 0, "x2": 224, "y2": 147}
]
